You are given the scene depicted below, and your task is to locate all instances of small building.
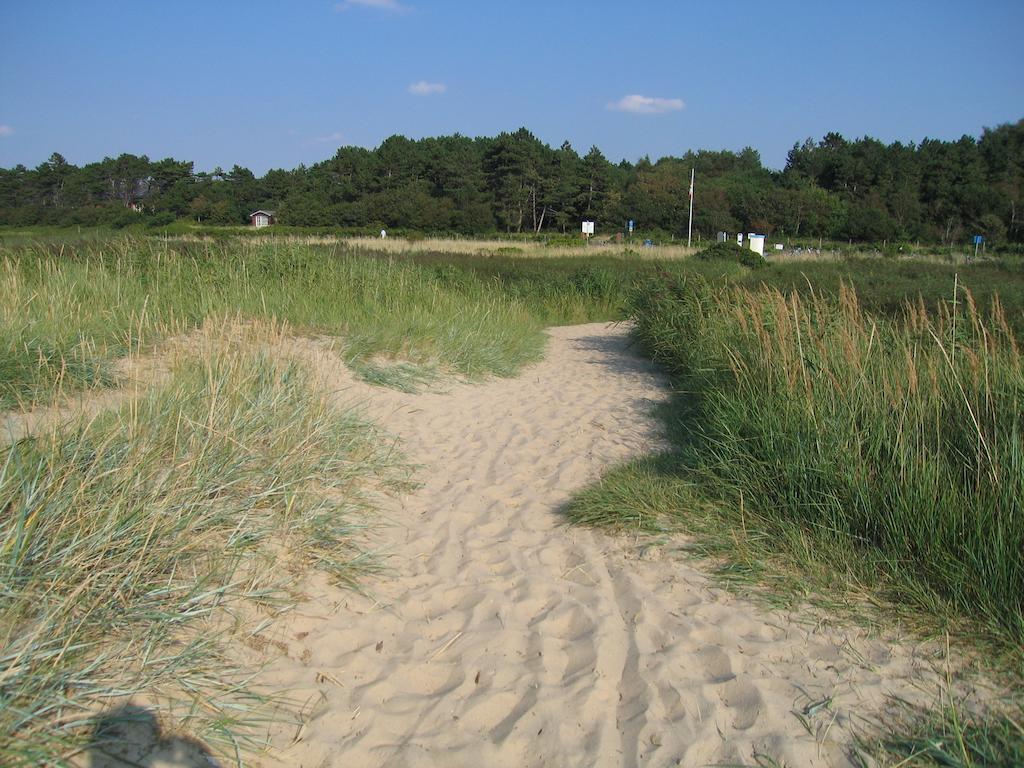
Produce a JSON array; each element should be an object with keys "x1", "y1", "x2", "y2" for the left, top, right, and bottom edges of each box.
[{"x1": 249, "y1": 210, "x2": 276, "y2": 228}]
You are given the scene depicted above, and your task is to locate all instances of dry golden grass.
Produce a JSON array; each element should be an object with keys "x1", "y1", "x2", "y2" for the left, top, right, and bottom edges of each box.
[
  {"x1": 340, "y1": 236, "x2": 701, "y2": 259},
  {"x1": 160, "y1": 233, "x2": 702, "y2": 260}
]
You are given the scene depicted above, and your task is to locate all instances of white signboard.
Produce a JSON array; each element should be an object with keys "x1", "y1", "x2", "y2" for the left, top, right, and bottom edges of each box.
[{"x1": 582, "y1": 221, "x2": 595, "y2": 235}]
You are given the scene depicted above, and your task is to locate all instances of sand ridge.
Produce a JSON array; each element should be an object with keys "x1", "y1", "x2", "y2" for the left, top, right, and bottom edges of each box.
[{"x1": 246, "y1": 321, "x2": 946, "y2": 768}]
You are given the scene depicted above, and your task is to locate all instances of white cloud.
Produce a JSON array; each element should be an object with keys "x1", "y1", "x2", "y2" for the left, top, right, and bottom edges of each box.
[
  {"x1": 408, "y1": 81, "x2": 446, "y2": 96},
  {"x1": 0, "y1": 125, "x2": 14, "y2": 137},
  {"x1": 607, "y1": 94, "x2": 684, "y2": 114},
  {"x1": 335, "y1": 0, "x2": 409, "y2": 12},
  {"x1": 313, "y1": 131, "x2": 345, "y2": 143}
]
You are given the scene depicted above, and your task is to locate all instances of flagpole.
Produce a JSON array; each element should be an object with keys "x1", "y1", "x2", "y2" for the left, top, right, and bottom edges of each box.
[{"x1": 687, "y1": 167, "x2": 694, "y2": 248}]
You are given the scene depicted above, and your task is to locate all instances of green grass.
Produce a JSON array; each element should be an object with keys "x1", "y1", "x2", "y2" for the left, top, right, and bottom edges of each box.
[
  {"x1": 857, "y1": 694, "x2": 1024, "y2": 767},
  {"x1": 402, "y1": 251, "x2": 651, "y2": 326},
  {"x1": 573, "y1": 271, "x2": 1024, "y2": 652},
  {"x1": 350, "y1": 359, "x2": 441, "y2": 393},
  {"x1": 743, "y1": 257, "x2": 1024, "y2": 340},
  {"x1": 0, "y1": 235, "x2": 665, "y2": 408},
  {"x1": 0, "y1": 322, "x2": 404, "y2": 765},
  {"x1": 567, "y1": 265, "x2": 1024, "y2": 763},
  {"x1": 5, "y1": 233, "x2": 1022, "y2": 408},
  {"x1": 0, "y1": 237, "x2": 574, "y2": 407}
]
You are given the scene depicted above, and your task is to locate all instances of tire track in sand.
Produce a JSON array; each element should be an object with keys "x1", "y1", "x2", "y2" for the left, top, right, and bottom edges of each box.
[{"x1": 255, "y1": 322, "x2": 940, "y2": 768}]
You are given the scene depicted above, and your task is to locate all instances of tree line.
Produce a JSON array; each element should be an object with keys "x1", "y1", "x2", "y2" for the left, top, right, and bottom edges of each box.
[{"x1": 1, "y1": 119, "x2": 1021, "y2": 244}]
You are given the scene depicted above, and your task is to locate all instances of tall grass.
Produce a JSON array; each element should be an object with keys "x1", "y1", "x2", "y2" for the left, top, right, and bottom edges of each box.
[
  {"x1": 8, "y1": 234, "x2": 1021, "y2": 408},
  {"x1": 0, "y1": 252, "x2": 149, "y2": 408},
  {"x1": 415, "y1": 255, "x2": 642, "y2": 326},
  {"x1": 738, "y1": 257, "x2": 1024, "y2": 340},
  {"x1": 160, "y1": 232, "x2": 700, "y2": 260},
  {"x1": 0, "y1": 321, "x2": 400, "y2": 765},
  {"x1": 0, "y1": 237, "x2": 558, "y2": 407},
  {"x1": 573, "y1": 272, "x2": 1024, "y2": 653},
  {"x1": 859, "y1": 687, "x2": 1024, "y2": 766}
]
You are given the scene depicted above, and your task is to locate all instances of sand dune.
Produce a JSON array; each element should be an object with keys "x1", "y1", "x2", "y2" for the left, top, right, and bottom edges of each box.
[{"x1": 245, "y1": 322, "x2": 946, "y2": 768}]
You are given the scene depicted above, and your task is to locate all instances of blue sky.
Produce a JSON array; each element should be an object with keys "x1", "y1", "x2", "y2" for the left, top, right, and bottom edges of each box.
[{"x1": 1, "y1": 1, "x2": 1021, "y2": 173}]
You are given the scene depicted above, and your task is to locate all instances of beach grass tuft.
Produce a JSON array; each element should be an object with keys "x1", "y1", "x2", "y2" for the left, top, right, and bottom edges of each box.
[
  {"x1": 568, "y1": 269, "x2": 1024, "y2": 763},
  {"x1": 572, "y1": 272, "x2": 1024, "y2": 653},
  {"x1": 0, "y1": 236, "x2": 558, "y2": 407},
  {"x1": 0, "y1": 320, "x2": 402, "y2": 765}
]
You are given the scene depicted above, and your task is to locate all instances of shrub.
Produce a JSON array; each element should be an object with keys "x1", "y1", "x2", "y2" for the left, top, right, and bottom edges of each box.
[
  {"x1": 146, "y1": 211, "x2": 177, "y2": 228},
  {"x1": 694, "y1": 241, "x2": 766, "y2": 268}
]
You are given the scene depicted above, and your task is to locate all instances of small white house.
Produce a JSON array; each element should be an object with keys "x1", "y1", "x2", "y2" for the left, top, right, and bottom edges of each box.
[{"x1": 249, "y1": 210, "x2": 276, "y2": 228}]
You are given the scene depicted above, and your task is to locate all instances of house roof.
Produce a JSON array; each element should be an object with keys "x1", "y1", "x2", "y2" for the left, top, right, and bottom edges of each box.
[{"x1": 249, "y1": 210, "x2": 276, "y2": 217}]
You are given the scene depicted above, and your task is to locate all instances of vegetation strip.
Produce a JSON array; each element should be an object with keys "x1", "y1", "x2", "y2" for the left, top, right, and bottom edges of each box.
[
  {"x1": 0, "y1": 237, "x2": 571, "y2": 408},
  {"x1": 567, "y1": 246, "x2": 1023, "y2": 764},
  {"x1": 0, "y1": 323, "x2": 402, "y2": 765}
]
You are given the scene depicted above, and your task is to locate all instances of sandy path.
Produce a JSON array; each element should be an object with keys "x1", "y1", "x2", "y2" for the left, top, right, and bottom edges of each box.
[{"x1": 254, "y1": 322, "x2": 937, "y2": 768}]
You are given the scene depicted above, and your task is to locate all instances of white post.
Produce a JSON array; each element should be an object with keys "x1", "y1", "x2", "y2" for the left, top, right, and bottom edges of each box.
[{"x1": 687, "y1": 167, "x2": 694, "y2": 248}]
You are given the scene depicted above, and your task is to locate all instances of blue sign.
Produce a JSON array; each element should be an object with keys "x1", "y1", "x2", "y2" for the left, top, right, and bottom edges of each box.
[
  {"x1": 973, "y1": 235, "x2": 984, "y2": 245},
  {"x1": 628, "y1": 219, "x2": 634, "y2": 233}
]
